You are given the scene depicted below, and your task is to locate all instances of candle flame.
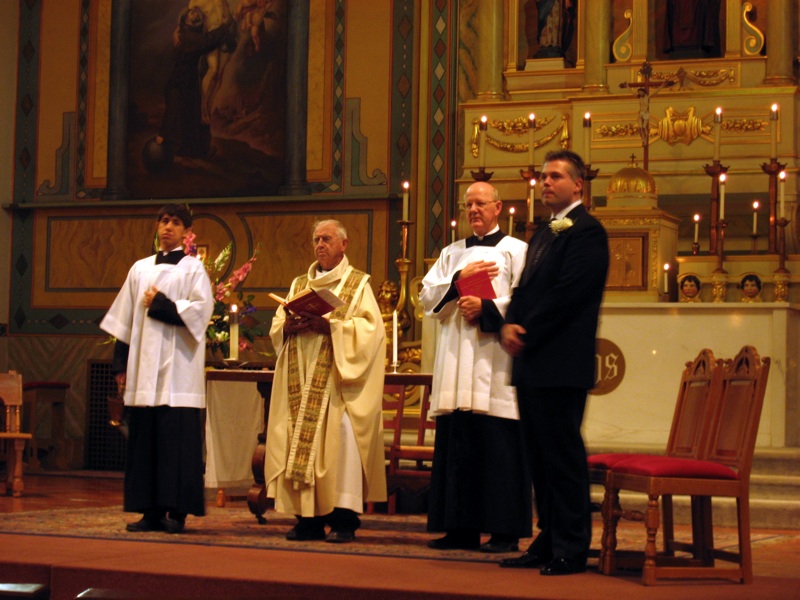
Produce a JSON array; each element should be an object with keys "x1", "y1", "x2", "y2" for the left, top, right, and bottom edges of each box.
[
  {"x1": 693, "y1": 213, "x2": 701, "y2": 222},
  {"x1": 753, "y1": 201, "x2": 759, "y2": 210},
  {"x1": 529, "y1": 113, "x2": 535, "y2": 122},
  {"x1": 509, "y1": 207, "x2": 515, "y2": 215},
  {"x1": 529, "y1": 178, "x2": 536, "y2": 187},
  {"x1": 663, "y1": 264, "x2": 670, "y2": 271},
  {"x1": 450, "y1": 220, "x2": 457, "y2": 227},
  {"x1": 779, "y1": 171, "x2": 786, "y2": 181},
  {"x1": 719, "y1": 173, "x2": 726, "y2": 183},
  {"x1": 230, "y1": 304, "x2": 238, "y2": 313},
  {"x1": 402, "y1": 180, "x2": 410, "y2": 190}
]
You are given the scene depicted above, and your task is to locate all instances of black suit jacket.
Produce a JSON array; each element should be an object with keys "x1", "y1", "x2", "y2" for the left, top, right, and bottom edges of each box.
[{"x1": 506, "y1": 204, "x2": 609, "y2": 390}]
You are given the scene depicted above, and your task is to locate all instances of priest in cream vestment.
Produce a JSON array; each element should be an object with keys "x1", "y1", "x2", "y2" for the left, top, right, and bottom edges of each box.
[
  {"x1": 420, "y1": 182, "x2": 532, "y2": 553},
  {"x1": 265, "y1": 220, "x2": 386, "y2": 543}
]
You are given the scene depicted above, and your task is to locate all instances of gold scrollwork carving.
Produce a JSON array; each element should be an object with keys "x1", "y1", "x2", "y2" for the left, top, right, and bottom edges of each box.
[
  {"x1": 658, "y1": 107, "x2": 703, "y2": 146},
  {"x1": 673, "y1": 67, "x2": 736, "y2": 88},
  {"x1": 722, "y1": 118, "x2": 767, "y2": 134},
  {"x1": 472, "y1": 115, "x2": 565, "y2": 155},
  {"x1": 596, "y1": 123, "x2": 639, "y2": 139},
  {"x1": 612, "y1": 9, "x2": 633, "y2": 63},
  {"x1": 742, "y1": 2, "x2": 765, "y2": 56}
]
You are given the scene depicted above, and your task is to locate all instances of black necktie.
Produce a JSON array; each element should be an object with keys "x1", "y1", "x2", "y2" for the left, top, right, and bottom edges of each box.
[{"x1": 520, "y1": 225, "x2": 554, "y2": 285}]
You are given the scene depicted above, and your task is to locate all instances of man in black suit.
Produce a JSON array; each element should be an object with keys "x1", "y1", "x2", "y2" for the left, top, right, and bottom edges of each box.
[{"x1": 499, "y1": 149, "x2": 609, "y2": 576}]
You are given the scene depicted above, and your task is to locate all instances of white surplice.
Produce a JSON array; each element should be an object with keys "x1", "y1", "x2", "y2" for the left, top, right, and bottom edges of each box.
[
  {"x1": 420, "y1": 235, "x2": 527, "y2": 420},
  {"x1": 100, "y1": 254, "x2": 214, "y2": 409}
]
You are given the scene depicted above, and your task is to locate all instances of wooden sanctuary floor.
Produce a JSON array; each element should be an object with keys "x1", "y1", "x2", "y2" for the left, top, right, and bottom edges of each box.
[{"x1": 1, "y1": 472, "x2": 799, "y2": 600}]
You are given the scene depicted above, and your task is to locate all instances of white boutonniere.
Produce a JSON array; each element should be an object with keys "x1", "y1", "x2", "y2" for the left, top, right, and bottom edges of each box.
[{"x1": 549, "y1": 217, "x2": 574, "y2": 234}]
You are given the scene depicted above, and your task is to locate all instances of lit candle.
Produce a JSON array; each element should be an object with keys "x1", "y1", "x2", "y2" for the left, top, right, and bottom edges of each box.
[
  {"x1": 508, "y1": 207, "x2": 515, "y2": 234},
  {"x1": 392, "y1": 310, "x2": 398, "y2": 366},
  {"x1": 770, "y1": 104, "x2": 779, "y2": 159},
  {"x1": 752, "y1": 201, "x2": 759, "y2": 235},
  {"x1": 583, "y1": 112, "x2": 592, "y2": 164},
  {"x1": 713, "y1": 107, "x2": 722, "y2": 162},
  {"x1": 693, "y1": 213, "x2": 700, "y2": 244},
  {"x1": 401, "y1": 180, "x2": 410, "y2": 221},
  {"x1": 528, "y1": 113, "x2": 536, "y2": 166},
  {"x1": 779, "y1": 171, "x2": 786, "y2": 219},
  {"x1": 229, "y1": 304, "x2": 239, "y2": 360},
  {"x1": 528, "y1": 179, "x2": 536, "y2": 222},
  {"x1": 451, "y1": 219, "x2": 457, "y2": 244},
  {"x1": 479, "y1": 115, "x2": 488, "y2": 168},
  {"x1": 663, "y1": 264, "x2": 670, "y2": 295},
  {"x1": 719, "y1": 174, "x2": 726, "y2": 221}
]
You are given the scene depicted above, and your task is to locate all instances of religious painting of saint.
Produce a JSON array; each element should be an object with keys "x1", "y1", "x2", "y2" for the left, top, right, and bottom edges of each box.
[{"x1": 127, "y1": 0, "x2": 287, "y2": 199}]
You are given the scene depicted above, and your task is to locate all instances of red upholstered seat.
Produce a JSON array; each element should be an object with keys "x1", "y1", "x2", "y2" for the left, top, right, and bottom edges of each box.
[{"x1": 611, "y1": 456, "x2": 738, "y2": 480}]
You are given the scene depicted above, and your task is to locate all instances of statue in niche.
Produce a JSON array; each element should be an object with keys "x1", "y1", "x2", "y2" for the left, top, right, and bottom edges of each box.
[
  {"x1": 739, "y1": 274, "x2": 763, "y2": 303},
  {"x1": 679, "y1": 275, "x2": 702, "y2": 303},
  {"x1": 524, "y1": 0, "x2": 576, "y2": 60},
  {"x1": 663, "y1": 0, "x2": 722, "y2": 58}
]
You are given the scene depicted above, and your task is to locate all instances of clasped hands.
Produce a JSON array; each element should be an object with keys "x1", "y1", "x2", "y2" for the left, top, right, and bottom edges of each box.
[
  {"x1": 456, "y1": 260, "x2": 499, "y2": 324},
  {"x1": 283, "y1": 310, "x2": 331, "y2": 336}
]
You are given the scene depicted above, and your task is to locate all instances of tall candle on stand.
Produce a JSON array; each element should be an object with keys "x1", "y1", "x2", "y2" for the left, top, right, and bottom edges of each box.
[
  {"x1": 719, "y1": 174, "x2": 726, "y2": 221},
  {"x1": 713, "y1": 107, "x2": 722, "y2": 162},
  {"x1": 583, "y1": 113, "x2": 592, "y2": 164},
  {"x1": 401, "y1": 180, "x2": 410, "y2": 221},
  {"x1": 528, "y1": 179, "x2": 536, "y2": 222},
  {"x1": 779, "y1": 171, "x2": 786, "y2": 218},
  {"x1": 508, "y1": 207, "x2": 515, "y2": 233},
  {"x1": 392, "y1": 310, "x2": 398, "y2": 366},
  {"x1": 450, "y1": 220, "x2": 457, "y2": 244},
  {"x1": 229, "y1": 304, "x2": 239, "y2": 360},
  {"x1": 479, "y1": 115, "x2": 488, "y2": 168},
  {"x1": 770, "y1": 104, "x2": 779, "y2": 159},
  {"x1": 663, "y1": 264, "x2": 669, "y2": 295},
  {"x1": 693, "y1": 214, "x2": 700, "y2": 243},
  {"x1": 527, "y1": 113, "x2": 536, "y2": 166},
  {"x1": 752, "y1": 201, "x2": 759, "y2": 234}
]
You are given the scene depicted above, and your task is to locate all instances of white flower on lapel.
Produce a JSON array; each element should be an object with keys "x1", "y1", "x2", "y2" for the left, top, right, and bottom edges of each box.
[{"x1": 549, "y1": 217, "x2": 574, "y2": 234}]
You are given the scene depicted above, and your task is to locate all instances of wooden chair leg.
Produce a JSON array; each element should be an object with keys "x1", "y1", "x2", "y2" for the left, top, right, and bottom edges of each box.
[
  {"x1": 737, "y1": 495, "x2": 753, "y2": 584},
  {"x1": 600, "y1": 487, "x2": 621, "y2": 575},
  {"x1": 10, "y1": 438, "x2": 27, "y2": 497},
  {"x1": 642, "y1": 494, "x2": 661, "y2": 586}
]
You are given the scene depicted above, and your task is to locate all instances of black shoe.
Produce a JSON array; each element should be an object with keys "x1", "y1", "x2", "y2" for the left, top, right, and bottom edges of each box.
[
  {"x1": 427, "y1": 533, "x2": 480, "y2": 551},
  {"x1": 499, "y1": 549, "x2": 551, "y2": 568},
  {"x1": 126, "y1": 517, "x2": 163, "y2": 533},
  {"x1": 286, "y1": 523, "x2": 326, "y2": 541},
  {"x1": 326, "y1": 529, "x2": 355, "y2": 544},
  {"x1": 160, "y1": 515, "x2": 185, "y2": 534},
  {"x1": 480, "y1": 540, "x2": 519, "y2": 554},
  {"x1": 539, "y1": 557, "x2": 587, "y2": 576}
]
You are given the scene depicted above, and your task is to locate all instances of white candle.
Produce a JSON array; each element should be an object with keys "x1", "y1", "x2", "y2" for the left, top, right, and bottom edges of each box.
[
  {"x1": 693, "y1": 214, "x2": 700, "y2": 244},
  {"x1": 583, "y1": 112, "x2": 592, "y2": 164},
  {"x1": 770, "y1": 104, "x2": 779, "y2": 159},
  {"x1": 663, "y1": 264, "x2": 669, "y2": 295},
  {"x1": 713, "y1": 107, "x2": 722, "y2": 162},
  {"x1": 752, "y1": 201, "x2": 759, "y2": 235},
  {"x1": 229, "y1": 304, "x2": 239, "y2": 360},
  {"x1": 508, "y1": 207, "x2": 515, "y2": 234},
  {"x1": 479, "y1": 116, "x2": 488, "y2": 168},
  {"x1": 451, "y1": 220, "x2": 457, "y2": 244},
  {"x1": 528, "y1": 179, "x2": 536, "y2": 222},
  {"x1": 719, "y1": 174, "x2": 726, "y2": 221},
  {"x1": 779, "y1": 171, "x2": 786, "y2": 219},
  {"x1": 528, "y1": 113, "x2": 536, "y2": 166},
  {"x1": 402, "y1": 181, "x2": 410, "y2": 221},
  {"x1": 392, "y1": 310, "x2": 398, "y2": 365}
]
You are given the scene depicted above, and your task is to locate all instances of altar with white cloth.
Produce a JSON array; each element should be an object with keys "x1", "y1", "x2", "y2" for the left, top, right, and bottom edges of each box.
[{"x1": 204, "y1": 380, "x2": 265, "y2": 497}]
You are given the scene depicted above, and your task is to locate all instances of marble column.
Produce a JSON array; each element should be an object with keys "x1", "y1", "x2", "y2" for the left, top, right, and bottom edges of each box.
[
  {"x1": 582, "y1": 0, "x2": 611, "y2": 93},
  {"x1": 476, "y1": 0, "x2": 503, "y2": 101},
  {"x1": 764, "y1": 0, "x2": 796, "y2": 85},
  {"x1": 103, "y1": 0, "x2": 131, "y2": 200},
  {"x1": 280, "y1": 0, "x2": 312, "y2": 195}
]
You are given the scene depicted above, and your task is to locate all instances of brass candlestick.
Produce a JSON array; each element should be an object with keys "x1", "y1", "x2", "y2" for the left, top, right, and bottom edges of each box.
[
  {"x1": 711, "y1": 219, "x2": 728, "y2": 303},
  {"x1": 703, "y1": 160, "x2": 728, "y2": 254},
  {"x1": 760, "y1": 158, "x2": 786, "y2": 254},
  {"x1": 774, "y1": 217, "x2": 790, "y2": 302},
  {"x1": 471, "y1": 166, "x2": 494, "y2": 182}
]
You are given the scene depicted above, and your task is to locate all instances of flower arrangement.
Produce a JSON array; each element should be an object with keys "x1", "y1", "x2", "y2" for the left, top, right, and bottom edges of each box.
[
  {"x1": 184, "y1": 232, "x2": 263, "y2": 358},
  {"x1": 549, "y1": 217, "x2": 574, "y2": 234}
]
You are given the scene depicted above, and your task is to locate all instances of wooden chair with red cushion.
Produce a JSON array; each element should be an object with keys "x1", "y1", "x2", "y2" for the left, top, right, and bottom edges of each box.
[
  {"x1": 601, "y1": 345, "x2": 770, "y2": 585},
  {"x1": 589, "y1": 348, "x2": 724, "y2": 568}
]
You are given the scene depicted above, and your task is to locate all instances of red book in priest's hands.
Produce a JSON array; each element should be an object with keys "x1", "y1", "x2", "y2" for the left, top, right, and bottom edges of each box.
[
  {"x1": 454, "y1": 269, "x2": 496, "y2": 299},
  {"x1": 268, "y1": 288, "x2": 345, "y2": 317}
]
